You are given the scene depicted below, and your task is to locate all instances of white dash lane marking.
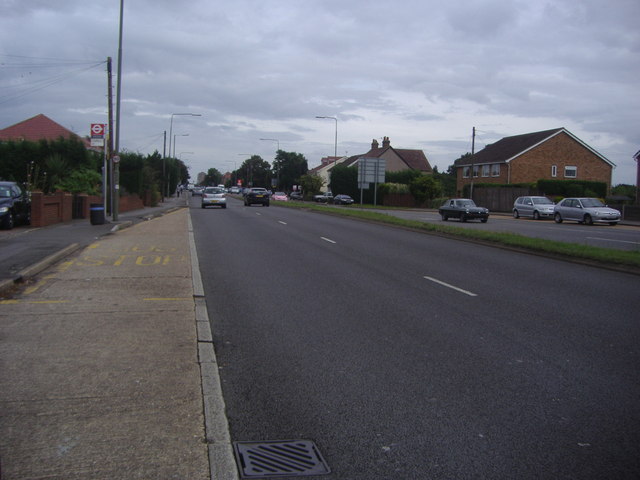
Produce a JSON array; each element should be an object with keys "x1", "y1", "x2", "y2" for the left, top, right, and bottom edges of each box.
[
  {"x1": 587, "y1": 237, "x2": 640, "y2": 245},
  {"x1": 321, "y1": 237, "x2": 336, "y2": 244},
  {"x1": 423, "y1": 276, "x2": 477, "y2": 297},
  {"x1": 278, "y1": 221, "x2": 287, "y2": 225}
]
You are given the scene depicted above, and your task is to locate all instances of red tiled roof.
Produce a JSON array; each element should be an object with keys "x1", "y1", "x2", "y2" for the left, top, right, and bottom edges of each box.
[{"x1": 0, "y1": 114, "x2": 83, "y2": 142}]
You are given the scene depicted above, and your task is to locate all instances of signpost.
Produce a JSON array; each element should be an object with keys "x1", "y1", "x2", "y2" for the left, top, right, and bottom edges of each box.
[{"x1": 358, "y1": 157, "x2": 385, "y2": 205}]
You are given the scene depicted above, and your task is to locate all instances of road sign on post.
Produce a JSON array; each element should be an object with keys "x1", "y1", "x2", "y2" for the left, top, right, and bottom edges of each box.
[
  {"x1": 358, "y1": 157, "x2": 385, "y2": 205},
  {"x1": 90, "y1": 123, "x2": 106, "y2": 147}
]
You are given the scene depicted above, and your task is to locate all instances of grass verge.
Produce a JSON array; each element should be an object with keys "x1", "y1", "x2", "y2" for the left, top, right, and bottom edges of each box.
[{"x1": 278, "y1": 201, "x2": 640, "y2": 271}]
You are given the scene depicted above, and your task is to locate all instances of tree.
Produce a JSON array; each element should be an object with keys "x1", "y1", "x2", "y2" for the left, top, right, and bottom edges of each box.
[
  {"x1": 236, "y1": 155, "x2": 271, "y2": 188},
  {"x1": 409, "y1": 174, "x2": 443, "y2": 205},
  {"x1": 298, "y1": 173, "x2": 325, "y2": 199},
  {"x1": 203, "y1": 168, "x2": 223, "y2": 186},
  {"x1": 271, "y1": 150, "x2": 308, "y2": 191},
  {"x1": 328, "y1": 163, "x2": 358, "y2": 197}
]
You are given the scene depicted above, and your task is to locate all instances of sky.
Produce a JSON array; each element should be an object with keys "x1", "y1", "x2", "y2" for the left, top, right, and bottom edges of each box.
[{"x1": 1, "y1": 0, "x2": 638, "y2": 186}]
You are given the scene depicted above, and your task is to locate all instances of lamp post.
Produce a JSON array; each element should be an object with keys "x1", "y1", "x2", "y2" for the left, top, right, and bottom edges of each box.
[
  {"x1": 173, "y1": 133, "x2": 189, "y2": 158},
  {"x1": 166, "y1": 113, "x2": 200, "y2": 198},
  {"x1": 315, "y1": 116, "x2": 338, "y2": 158},
  {"x1": 260, "y1": 138, "x2": 280, "y2": 189},
  {"x1": 238, "y1": 153, "x2": 254, "y2": 187},
  {"x1": 168, "y1": 113, "x2": 201, "y2": 158}
]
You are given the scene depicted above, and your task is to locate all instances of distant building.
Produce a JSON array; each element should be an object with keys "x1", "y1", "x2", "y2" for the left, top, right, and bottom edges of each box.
[{"x1": 309, "y1": 137, "x2": 432, "y2": 192}]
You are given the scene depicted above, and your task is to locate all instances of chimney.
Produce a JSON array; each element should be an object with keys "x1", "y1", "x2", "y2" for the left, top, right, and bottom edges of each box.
[
  {"x1": 382, "y1": 136, "x2": 390, "y2": 148},
  {"x1": 371, "y1": 139, "x2": 379, "y2": 149}
]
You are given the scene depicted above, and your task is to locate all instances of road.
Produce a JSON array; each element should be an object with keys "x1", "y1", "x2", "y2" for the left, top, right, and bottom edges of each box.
[
  {"x1": 191, "y1": 196, "x2": 640, "y2": 479},
  {"x1": 349, "y1": 206, "x2": 640, "y2": 252}
]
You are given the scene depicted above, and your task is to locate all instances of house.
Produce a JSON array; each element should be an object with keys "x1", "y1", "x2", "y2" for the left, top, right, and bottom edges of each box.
[
  {"x1": 308, "y1": 156, "x2": 349, "y2": 191},
  {"x1": 0, "y1": 114, "x2": 90, "y2": 147},
  {"x1": 454, "y1": 128, "x2": 615, "y2": 194},
  {"x1": 342, "y1": 136, "x2": 432, "y2": 173}
]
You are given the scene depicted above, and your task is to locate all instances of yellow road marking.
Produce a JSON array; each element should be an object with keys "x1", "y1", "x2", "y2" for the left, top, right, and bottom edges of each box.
[{"x1": 143, "y1": 297, "x2": 191, "y2": 301}]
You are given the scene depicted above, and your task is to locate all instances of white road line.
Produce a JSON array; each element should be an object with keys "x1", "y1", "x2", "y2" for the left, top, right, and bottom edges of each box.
[
  {"x1": 278, "y1": 221, "x2": 287, "y2": 225},
  {"x1": 587, "y1": 237, "x2": 640, "y2": 245},
  {"x1": 321, "y1": 237, "x2": 336, "y2": 244},
  {"x1": 423, "y1": 276, "x2": 478, "y2": 297}
]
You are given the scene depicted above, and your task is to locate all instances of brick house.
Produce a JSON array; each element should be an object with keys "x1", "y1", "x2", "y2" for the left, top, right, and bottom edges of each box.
[
  {"x1": 0, "y1": 113, "x2": 91, "y2": 147},
  {"x1": 342, "y1": 136, "x2": 432, "y2": 173},
  {"x1": 309, "y1": 137, "x2": 432, "y2": 192},
  {"x1": 454, "y1": 128, "x2": 615, "y2": 195}
]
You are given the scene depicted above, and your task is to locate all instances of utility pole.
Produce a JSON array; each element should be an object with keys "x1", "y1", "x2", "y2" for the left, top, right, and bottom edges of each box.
[
  {"x1": 107, "y1": 57, "x2": 114, "y2": 217},
  {"x1": 113, "y1": 0, "x2": 124, "y2": 221},
  {"x1": 470, "y1": 126, "x2": 476, "y2": 200}
]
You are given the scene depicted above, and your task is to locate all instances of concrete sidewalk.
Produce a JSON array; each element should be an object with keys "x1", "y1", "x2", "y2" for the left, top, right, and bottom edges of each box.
[{"x1": 0, "y1": 208, "x2": 237, "y2": 479}]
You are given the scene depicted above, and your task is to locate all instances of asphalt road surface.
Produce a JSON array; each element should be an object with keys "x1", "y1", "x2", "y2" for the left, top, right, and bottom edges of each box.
[
  {"x1": 191, "y1": 196, "x2": 640, "y2": 479},
  {"x1": 357, "y1": 206, "x2": 640, "y2": 252}
]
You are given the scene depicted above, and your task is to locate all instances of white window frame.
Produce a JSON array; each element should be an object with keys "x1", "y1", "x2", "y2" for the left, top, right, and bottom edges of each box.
[
  {"x1": 463, "y1": 166, "x2": 470, "y2": 178},
  {"x1": 491, "y1": 164, "x2": 500, "y2": 177},
  {"x1": 564, "y1": 166, "x2": 577, "y2": 178},
  {"x1": 551, "y1": 165, "x2": 557, "y2": 177},
  {"x1": 473, "y1": 165, "x2": 479, "y2": 178},
  {"x1": 482, "y1": 164, "x2": 490, "y2": 177}
]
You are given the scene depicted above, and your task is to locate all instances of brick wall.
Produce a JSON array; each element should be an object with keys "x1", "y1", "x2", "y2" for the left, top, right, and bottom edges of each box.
[
  {"x1": 30, "y1": 191, "x2": 73, "y2": 227},
  {"x1": 30, "y1": 192, "x2": 146, "y2": 227}
]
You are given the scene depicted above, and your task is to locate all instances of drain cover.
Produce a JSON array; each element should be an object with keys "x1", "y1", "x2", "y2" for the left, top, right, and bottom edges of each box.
[{"x1": 233, "y1": 440, "x2": 331, "y2": 478}]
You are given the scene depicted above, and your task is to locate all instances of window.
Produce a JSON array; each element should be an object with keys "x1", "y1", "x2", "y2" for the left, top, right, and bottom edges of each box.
[
  {"x1": 473, "y1": 166, "x2": 479, "y2": 178},
  {"x1": 491, "y1": 164, "x2": 500, "y2": 177},
  {"x1": 482, "y1": 165, "x2": 490, "y2": 177},
  {"x1": 564, "y1": 166, "x2": 577, "y2": 178},
  {"x1": 551, "y1": 165, "x2": 557, "y2": 177},
  {"x1": 463, "y1": 166, "x2": 470, "y2": 178}
]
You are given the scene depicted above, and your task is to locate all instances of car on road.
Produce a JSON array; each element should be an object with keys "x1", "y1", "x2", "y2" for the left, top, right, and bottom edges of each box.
[
  {"x1": 553, "y1": 197, "x2": 620, "y2": 225},
  {"x1": 192, "y1": 186, "x2": 204, "y2": 196},
  {"x1": 333, "y1": 194, "x2": 354, "y2": 205},
  {"x1": 244, "y1": 187, "x2": 270, "y2": 207},
  {"x1": 271, "y1": 192, "x2": 288, "y2": 201},
  {"x1": 513, "y1": 196, "x2": 555, "y2": 220},
  {"x1": 289, "y1": 191, "x2": 303, "y2": 201},
  {"x1": 0, "y1": 181, "x2": 31, "y2": 230},
  {"x1": 201, "y1": 187, "x2": 227, "y2": 209},
  {"x1": 313, "y1": 191, "x2": 333, "y2": 203},
  {"x1": 439, "y1": 198, "x2": 489, "y2": 222}
]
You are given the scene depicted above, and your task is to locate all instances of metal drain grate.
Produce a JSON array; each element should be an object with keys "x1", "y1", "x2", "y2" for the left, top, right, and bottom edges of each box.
[{"x1": 233, "y1": 440, "x2": 331, "y2": 478}]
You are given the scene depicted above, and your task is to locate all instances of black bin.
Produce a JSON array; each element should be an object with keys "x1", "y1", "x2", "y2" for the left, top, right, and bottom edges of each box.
[{"x1": 90, "y1": 203, "x2": 105, "y2": 225}]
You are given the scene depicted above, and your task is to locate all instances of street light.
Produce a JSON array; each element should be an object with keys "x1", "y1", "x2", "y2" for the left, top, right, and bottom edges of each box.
[
  {"x1": 259, "y1": 138, "x2": 280, "y2": 151},
  {"x1": 260, "y1": 139, "x2": 280, "y2": 190},
  {"x1": 168, "y1": 113, "x2": 201, "y2": 159},
  {"x1": 173, "y1": 133, "x2": 189, "y2": 158},
  {"x1": 315, "y1": 116, "x2": 338, "y2": 158}
]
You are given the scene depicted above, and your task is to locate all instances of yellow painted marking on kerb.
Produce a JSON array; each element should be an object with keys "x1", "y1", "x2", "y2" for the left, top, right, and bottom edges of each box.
[
  {"x1": 31, "y1": 300, "x2": 69, "y2": 304},
  {"x1": 0, "y1": 300, "x2": 69, "y2": 305},
  {"x1": 143, "y1": 297, "x2": 191, "y2": 301}
]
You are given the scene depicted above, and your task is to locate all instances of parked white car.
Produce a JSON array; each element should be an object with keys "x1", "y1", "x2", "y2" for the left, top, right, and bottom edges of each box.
[
  {"x1": 513, "y1": 196, "x2": 555, "y2": 220},
  {"x1": 553, "y1": 197, "x2": 620, "y2": 225}
]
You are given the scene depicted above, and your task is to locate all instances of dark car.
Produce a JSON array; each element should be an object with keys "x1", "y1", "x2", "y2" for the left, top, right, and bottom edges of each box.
[
  {"x1": 289, "y1": 191, "x2": 303, "y2": 201},
  {"x1": 333, "y1": 194, "x2": 354, "y2": 205},
  {"x1": 0, "y1": 181, "x2": 31, "y2": 229},
  {"x1": 439, "y1": 198, "x2": 489, "y2": 223},
  {"x1": 244, "y1": 187, "x2": 270, "y2": 207}
]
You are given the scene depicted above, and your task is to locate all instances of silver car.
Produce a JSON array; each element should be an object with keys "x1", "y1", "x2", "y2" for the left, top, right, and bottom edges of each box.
[
  {"x1": 513, "y1": 196, "x2": 555, "y2": 220},
  {"x1": 201, "y1": 187, "x2": 227, "y2": 209},
  {"x1": 553, "y1": 197, "x2": 620, "y2": 225}
]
